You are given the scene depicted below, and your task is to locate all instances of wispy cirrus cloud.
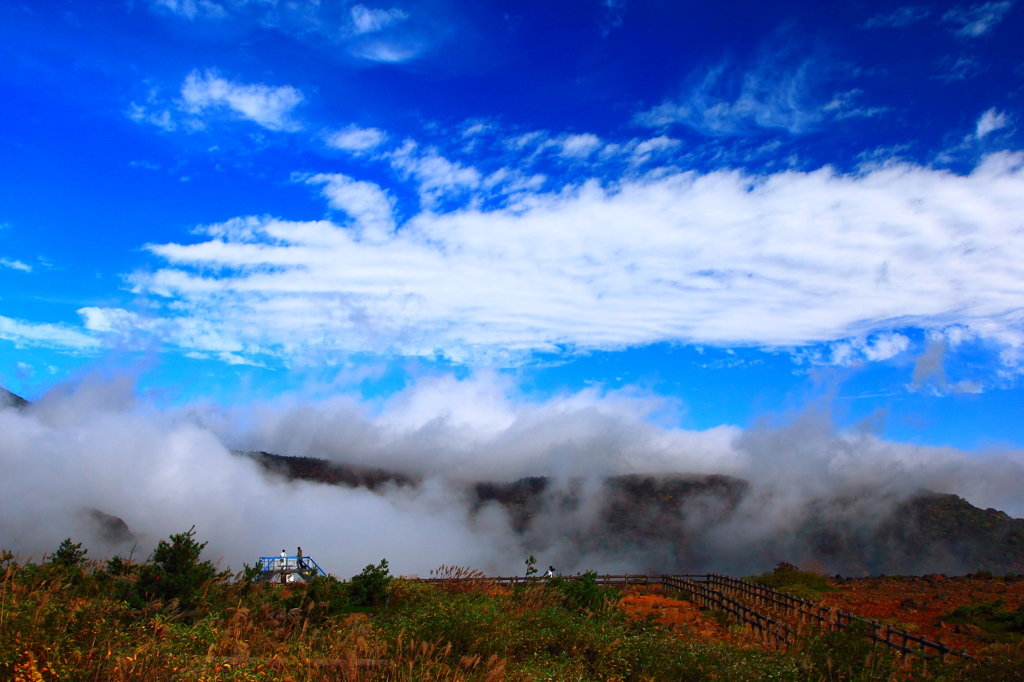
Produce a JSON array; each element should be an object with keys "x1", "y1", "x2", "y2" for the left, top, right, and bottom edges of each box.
[
  {"x1": 106, "y1": 151, "x2": 1024, "y2": 369},
  {"x1": 147, "y1": 0, "x2": 431, "y2": 64},
  {"x1": 349, "y1": 4, "x2": 409, "y2": 35},
  {"x1": 976, "y1": 108, "x2": 1010, "y2": 137},
  {"x1": 0, "y1": 315, "x2": 98, "y2": 350},
  {"x1": 149, "y1": 0, "x2": 226, "y2": 21},
  {"x1": 942, "y1": 1, "x2": 1015, "y2": 37},
  {"x1": 634, "y1": 38, "x2": 877, "y2": 136},
  {"x1": 600, "y1": 0, "x2": 628, "y2": 35},
  {"x1": 559, "y1": 133, "x2": 603, "y2": 159},
  {"x1": 0, "y1": 258, "x2": 32, "y2": 273},
  {"x1": 935, "y1": 55, "x2": 983, "y2": 82},
  {"x1": 180, "y1": 70, "x2": 304, "y2": 132},
  {"x1": 863, "y1": 6, "x2": 931, "y2": 28},
  {"x1": 128, "y1": 70, "x2": 305, "y2": 133},
  {"x1": 325, "y1": 125, "x2": 389, "y2": 153}
]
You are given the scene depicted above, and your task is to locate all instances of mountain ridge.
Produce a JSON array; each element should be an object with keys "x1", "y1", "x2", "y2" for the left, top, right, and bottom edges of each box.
[
  {"x1": 240, "y1": 450, "x2": 1024, "y2": 576},
  {"x1": 0, "y1": 387, "x2": 28, "y2": 409}
]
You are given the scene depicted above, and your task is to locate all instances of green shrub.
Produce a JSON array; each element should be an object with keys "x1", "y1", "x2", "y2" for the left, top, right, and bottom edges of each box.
[
  {"x1": 549, "y1": 571, "x2": 610, "y2": 611},
  {"x1": 946, "y1": 598, "x2": 1024, "y2": 631},
  {"x1": 748, "y1": 561, "x2": 834, "y2": 594},
  {"x1": 348, "y1": 558, "x2": 392, "y2": 607},
  {"x1": 103, "y1": 554, "x2": 137, "y2": 577}
]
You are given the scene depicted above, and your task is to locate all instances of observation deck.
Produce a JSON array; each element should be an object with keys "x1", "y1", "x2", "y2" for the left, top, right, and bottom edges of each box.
[{"x1": 255, "y1": 555, "x2": 327, "y2": 584}]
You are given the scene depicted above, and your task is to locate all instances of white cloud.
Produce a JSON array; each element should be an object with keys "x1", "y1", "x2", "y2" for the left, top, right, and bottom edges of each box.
[
  {"x1": 149, "y1": 0, "x2": 226, "y2": 20},
  {"x1": 505, "y1": 131, "x2": 547, "y2": 150},
  {"x1": 389, "y1": 141, "x2": 482, "y2": 207},
  {"x1": 823, "y1": 90, "x2": 888, "y2": 120},
  {"x1": 977, "y1": 108, "x2": 1010, "y2": 138},
  {"x1": 863, "y1": 6, "x2": 931, "y2": 27},
  {"x1": 943, "y1": 1, "x2": 1015, "y2": 37},
  {"x1": 110, "y1": 152, "x2": 1024, "y2": 365},
  {"x1": 180, "y1": 70, "x2": 304, "y2": 132},
  {"x1": 145, "y1": 0, "x2": 434, "y2": 64},
  {"x1": 827, "y1": 333, "x2": 912, "y2": 366},
  {"x1": 635, "y1": 55, "x2": 838, "y2": 135},
  {"x1": 936, "y1": 55, "x2": 983, "y2": 82},
  {"x1": 631, "y1": 136, "x2": 681, "y2": 161},
  {"x1": 350, "y1": 5, "x2": 409, "y2": 34},
  {"x1": 559, "y1": 133, "x2": 603, "y2": 159},
  {"x1": 325, "y1": 125, "x2": 388, "y2": 152},
  {"x1": 348, "y1": 41, "x2": 422, "y2": 63},
  {"x1": 306, "y1": 173, "x2": 396, "y2": 242},
  {"x1": 126, "y1": 103, "x2": 177, "y2": 131},
  {"x1": 0, "y1": 258, "x2": 31, "y2": 273},
  {"x1": 0, "y1": 315, "x2": 99, "y2": 350}
]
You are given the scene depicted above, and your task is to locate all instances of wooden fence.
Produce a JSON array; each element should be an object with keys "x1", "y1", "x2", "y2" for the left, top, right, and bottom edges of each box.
[
  {"x1": 414, "y1": 574, "x2": 678, "y2": 587},
  {"x1": 661, "y1": 575, "x2": 795, "y2": 650},
  {"x1": 702, "y1": 573, "x2": 982, "y2": 662},
  {"x1": 410, "y1": 573, "x2": 984, "y2": 662}
]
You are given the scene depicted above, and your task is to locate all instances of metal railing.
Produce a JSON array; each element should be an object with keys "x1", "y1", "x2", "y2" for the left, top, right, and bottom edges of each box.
[{"x1": 257, "y1": 555, "x2": 326, "y2": 579}]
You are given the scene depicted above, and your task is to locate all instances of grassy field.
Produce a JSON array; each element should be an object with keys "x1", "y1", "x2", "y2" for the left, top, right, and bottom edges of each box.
[{"x1": 2, "y1": 535, "x2": 1023, "y2": 681}]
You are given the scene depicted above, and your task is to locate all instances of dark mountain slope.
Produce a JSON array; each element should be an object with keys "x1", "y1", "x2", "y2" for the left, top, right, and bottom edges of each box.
[
  {"x1": 239, "y1": 450, "x2": 418, "y2": 490},
  {"x1": 239, "y1": 450, "x2": 1024, "y2": 576},
  {"x1": 1, "y1": 387, "x2": 28, "y2": 408}
]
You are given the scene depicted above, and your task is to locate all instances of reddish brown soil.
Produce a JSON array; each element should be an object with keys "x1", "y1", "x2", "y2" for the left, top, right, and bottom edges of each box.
[
  {"x1": 816, "y1": 576, "x2": 1024, "y2": 656},
  {"x1": 617, "y1": 586, "x2": 742, "y2": 643}
]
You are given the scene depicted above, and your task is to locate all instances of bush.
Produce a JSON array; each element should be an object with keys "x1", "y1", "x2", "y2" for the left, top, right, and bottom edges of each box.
[
  {"x1": 748, "y1": 561, "x2": 834, "y2": 594},
  {"x1": 280, "y1": 574, "x2": 354, "y2": 620},
  {"x1": 549, "y1": 571, "x2": 610, "y2": 611},
  {"x1": 136, "y1": 526, "x2": 219, "y2": 608},
  {"x1": 348, "y1": 558, "x2": 392, "y2": 607},
  {"x1": 103, "y1": 554, "x2": 137, "y2": 577},
  {"x1": 945, "y1": 598, "x2": 1024, "y2": 631}
]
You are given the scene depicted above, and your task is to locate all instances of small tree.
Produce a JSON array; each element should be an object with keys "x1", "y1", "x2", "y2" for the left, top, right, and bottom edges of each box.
[
  {"x1": 137, "y1": 526, "x2": 218, "y2": 608},
  {"x1": 348, "y1": 559, "x2": 392, "y2": 607},
  {"x1": 49, "y1": 538, "x2": 87, "y2": 569},
  {"x1": 524, "y1": 554, "x2": 538, "y2": 578}
]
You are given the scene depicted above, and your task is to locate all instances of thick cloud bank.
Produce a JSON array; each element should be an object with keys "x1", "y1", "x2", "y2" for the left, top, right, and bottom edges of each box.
[
  {"x1": 2, "y1": 374, "x2": 1023, "y2": 577},
  {"x1": 79, "y1": 152, "x2": 1024, "y2": 365}
]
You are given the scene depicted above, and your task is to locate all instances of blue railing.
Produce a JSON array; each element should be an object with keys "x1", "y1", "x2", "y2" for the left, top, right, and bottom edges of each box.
[{"x1": 257, "y1": 555, "x2": 327, "y2": 579}]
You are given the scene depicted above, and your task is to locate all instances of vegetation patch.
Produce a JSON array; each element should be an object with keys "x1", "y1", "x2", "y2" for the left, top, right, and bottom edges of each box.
[
  {"x1": 3, "y1": 534, "x2": 1024, "y2": 680},
  {"x1": 747, "y1": 561, "x2": 836, "y2": 601}
]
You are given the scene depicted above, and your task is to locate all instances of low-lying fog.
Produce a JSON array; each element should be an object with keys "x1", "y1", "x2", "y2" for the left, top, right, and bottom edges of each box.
[{"x1": 2, "y1": 372, "x2": 1022, "y2": 578}]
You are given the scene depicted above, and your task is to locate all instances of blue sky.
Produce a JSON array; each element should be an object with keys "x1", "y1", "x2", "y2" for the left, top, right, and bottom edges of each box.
[{"x1": 2, "y1": 0, "x2": 1023, "y2": 451}]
